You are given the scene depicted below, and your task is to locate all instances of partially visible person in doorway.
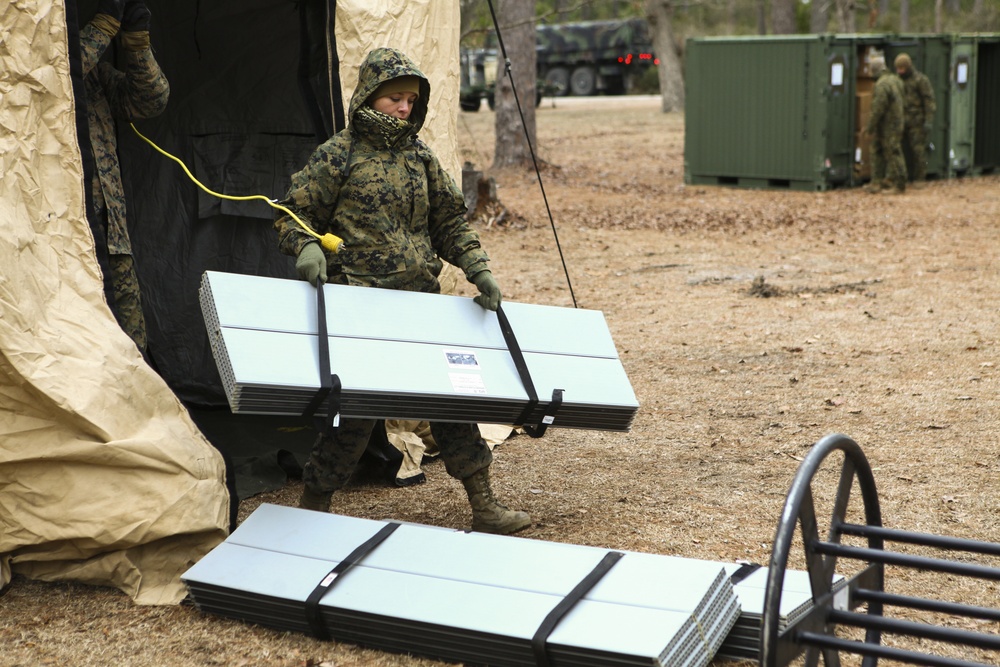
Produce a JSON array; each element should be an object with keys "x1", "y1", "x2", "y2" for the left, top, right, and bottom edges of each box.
[
  {"x1": 81, "y1": 0, "x2": 169, "y2": 356},
  {"x1": 894, "y1": 53, "x2": 936, "y2": 187},
  {"x1": 864, "y1": 55, "x2": 907, "y2": 195}
]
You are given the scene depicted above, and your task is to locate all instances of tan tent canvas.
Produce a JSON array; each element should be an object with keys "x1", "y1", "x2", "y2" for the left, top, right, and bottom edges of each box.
[{"x1": 0, "y1": 0, "x2": 461, "y2": 605}]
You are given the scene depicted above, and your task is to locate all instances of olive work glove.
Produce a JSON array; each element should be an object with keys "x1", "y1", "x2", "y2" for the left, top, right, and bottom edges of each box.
[
  {"x1": 121, "y1": 0, "x2": 151, "y2": 31},
  {"x1": 471, "y1": 270, "x2": 502, "y2": 311},
  {"x1": 296, "y1": 243, "x2": 328, "y2": 286}
]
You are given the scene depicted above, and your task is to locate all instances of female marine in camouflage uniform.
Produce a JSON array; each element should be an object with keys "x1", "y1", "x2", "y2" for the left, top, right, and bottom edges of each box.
[{"x1": 274, "y1": 47, "x2": 530, "y2": 535}]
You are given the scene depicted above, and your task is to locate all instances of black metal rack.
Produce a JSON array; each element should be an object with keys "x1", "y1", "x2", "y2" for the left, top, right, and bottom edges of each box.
[{"x1": 761, "y1": 433, "x2": 1000, "y2": 667}]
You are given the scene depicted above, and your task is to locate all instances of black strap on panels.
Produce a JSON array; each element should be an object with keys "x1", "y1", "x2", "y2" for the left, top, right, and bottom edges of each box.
[
  {"x1": 729, "y1": 562, "x2": 762, "y2": 585},
  {"x1": 496, "y1": 304, "x2": 564, "y2": 438},
  {"x1": 304, "y1": 521, "x2": 400, "y2": 640},
  {"x1": 526, "y1": 388, "x2": 563, "y2": 438},
  {"x1": 301, "y1": 277, "x2": 342, "y2": 433},
  {"x1": 531, "y1": 550, "x2": 624, "y2": 667}
]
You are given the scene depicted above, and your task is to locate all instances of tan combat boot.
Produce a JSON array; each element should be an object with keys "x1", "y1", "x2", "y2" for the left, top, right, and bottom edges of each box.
[
  {"x1": 298, "y1": 487, "x2": 333, "y2": 512},
  {"x1": 462, "y1": 468, "x2": 531, "y2": 535}
]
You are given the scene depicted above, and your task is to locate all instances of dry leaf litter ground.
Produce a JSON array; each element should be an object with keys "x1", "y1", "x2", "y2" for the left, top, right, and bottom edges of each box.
[{"x1": 2, "y1": 96, "x2": 999, "y2": 667}]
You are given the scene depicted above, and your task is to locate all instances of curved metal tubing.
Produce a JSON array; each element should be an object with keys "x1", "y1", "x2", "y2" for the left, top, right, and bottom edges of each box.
[{"x1": 761, "y1": 433, "x2": 884, "y2": 667}]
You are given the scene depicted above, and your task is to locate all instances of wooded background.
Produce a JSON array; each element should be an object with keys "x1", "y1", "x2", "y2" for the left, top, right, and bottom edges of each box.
[
  {"x1": 460, "y1": 0, "x2": 997, "y2": 168},
  {"x1": 462, "y1": 0, "x2": 999, "y2": 42}
]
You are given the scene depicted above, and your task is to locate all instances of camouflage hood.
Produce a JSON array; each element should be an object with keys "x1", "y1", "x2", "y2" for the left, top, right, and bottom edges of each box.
[{"x1": 349, "y1": 47, "x2": 431, "y2": 134}]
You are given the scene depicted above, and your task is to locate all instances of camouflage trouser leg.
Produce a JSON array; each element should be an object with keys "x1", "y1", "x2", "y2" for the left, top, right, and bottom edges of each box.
[
  {"x1": 870, "y1": 136, "x2": 887, "y2": 184},
  {"x1": 885, "y1": 136, "x2": 908, "y2": 189},
  {"x1": 428, "y1": 421, "x2": 493, "y2": 480},
  {"x1": 302, "y1": 417, "x2": 377, "y2": 493},
  {"x1": 109, "y1": 253, "x2": 147, "y2": 352},
  {"x1": 905, "y1": 125, "x2": 928, "y2": 180},
  {"x1": 302, "y1": 419, "x2": 493, "y2": 493}
]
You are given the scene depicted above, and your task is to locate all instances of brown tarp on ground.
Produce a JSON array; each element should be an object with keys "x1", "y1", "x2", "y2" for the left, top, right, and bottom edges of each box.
[{"x1": 0, "y1": 0, "x2": 463, "y2": 605}]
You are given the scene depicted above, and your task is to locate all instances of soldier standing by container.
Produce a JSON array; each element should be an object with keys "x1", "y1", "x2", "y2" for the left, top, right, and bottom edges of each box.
[
  {"x1": 864, "y1": 56, "x2": 907, "y2": 195},
  {"x1": 894, "y1": 53, "x2": 936, "y2": 186},
  {"x1": 81, "y1": 0, "x2": 169, "y2": 355}
]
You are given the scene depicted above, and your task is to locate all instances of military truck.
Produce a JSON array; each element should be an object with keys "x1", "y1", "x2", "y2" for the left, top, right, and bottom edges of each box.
[
  {"x1": 460, "y1": 17, "x2": 656, "y2": 110},
  {"x1": 536, "y1": 18, "x2": 655, "y2": 96},
  {"x1": 459, "y1": 47, "x2": 549, "y2": 111}
]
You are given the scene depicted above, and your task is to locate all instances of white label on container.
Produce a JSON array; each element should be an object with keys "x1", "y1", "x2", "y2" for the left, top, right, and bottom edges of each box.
[{"x1": 830, "y1": 62, "x2": 844, "y2": 87}]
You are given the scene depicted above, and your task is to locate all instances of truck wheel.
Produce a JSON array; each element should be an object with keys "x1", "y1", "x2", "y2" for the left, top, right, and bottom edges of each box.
[
  {"x1": 544, "y1": 67, "x2": 570, "y2": 96},
  {"x1": 570, "y1": 66, "x2": 596, "y2": 96},
  {"x1": 460, "y1": 99, "x2": 480, "y2": 112}
]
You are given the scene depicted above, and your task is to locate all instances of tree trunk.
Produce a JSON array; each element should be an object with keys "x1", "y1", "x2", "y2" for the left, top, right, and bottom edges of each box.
[
  {"x1": 757, "y1": 0, "x2": 767, "y2": 34},
  {"x1": 492, "y1": 0, "x2": 538, "y2": 170},
  {"x1": 771, "y1": 0, "x2": 797, "y2": 34},
  {"x1": 811, "y1": 0, "x2": 831, "y2": 33},
  {"x1": 899, "y1": 0, "x2": 910, "y2": 31},
  {"x1": 835, "y1": 0, "x2": 856, "y2": 32},
  {"x1": 646, "y1": 0, "x2": 684, "y2": 113},
  {"x1": 934, "y1": 0, "x2": 943, "y2": 31}
]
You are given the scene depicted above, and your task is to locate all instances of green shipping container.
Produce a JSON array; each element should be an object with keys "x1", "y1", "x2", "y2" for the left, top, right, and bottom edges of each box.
[
  {"x1": 947, "y1": 34, "x2": 1000, "y2": 176},
  {"x1": 684, "y1": 35, "x2": 858, "y2": 191},
  {"x1": 684, "y1": 33, "x2": 996, "y2": 190}
]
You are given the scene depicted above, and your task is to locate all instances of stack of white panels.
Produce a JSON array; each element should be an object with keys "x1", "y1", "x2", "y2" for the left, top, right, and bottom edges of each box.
[
  {"x1": 182, "y1": 504, "x2": 740, "y2": 667},
  {"x1": 199, "y1": 271, "x2": 638, "y2": 431},
  {"x1": 716, "y1": 564, "x2": 848, "y2": 661}
]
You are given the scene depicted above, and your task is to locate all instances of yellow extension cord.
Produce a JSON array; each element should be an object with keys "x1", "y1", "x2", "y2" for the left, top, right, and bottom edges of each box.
[{"x1": 129, "y1": 123, "x2": 343, "y2": 253}]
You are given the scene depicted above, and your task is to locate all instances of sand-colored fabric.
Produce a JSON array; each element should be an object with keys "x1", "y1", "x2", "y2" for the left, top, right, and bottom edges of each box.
[
  {"x1": 0, "y1": 1, "x2": 228, "y2": 605},
  {"x1": 385, "y1": 420, "x2": 515, "y2": 482},
  {"x1": 336, "y1": 0, "x2": 462, "y2": 181},
  {"x1": 0, "y1": 0, "x2": 463, "y2": 604}
]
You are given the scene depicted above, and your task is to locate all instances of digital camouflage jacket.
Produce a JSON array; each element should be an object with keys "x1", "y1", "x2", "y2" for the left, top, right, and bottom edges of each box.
[
  {"x1": 81, "y1": 21, "x2": 170, "y2": 255},
  {"x1": 274, "y1": 47, "x2": 488, "y2": 293},
  {"x1": 865, "y1": 70, "x2": 904, "y2": 138},
  {"x1": 900, "y1": 68, "x2": 936, "y2": 128}
]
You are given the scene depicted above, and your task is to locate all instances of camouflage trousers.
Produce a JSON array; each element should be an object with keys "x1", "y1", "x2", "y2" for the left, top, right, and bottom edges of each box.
[
  {"x1": 110, "y1": 253, "x2": 147, "y2": 352},
  {"x1": 903, "y1": 125, "x2": 929, "y2": 181},
  {"x1": 870, "y1": 132, "x2": 907, "y2": 189},
  {"x1": 303, "y1": 418, "x2": 493, "y2": 493}
]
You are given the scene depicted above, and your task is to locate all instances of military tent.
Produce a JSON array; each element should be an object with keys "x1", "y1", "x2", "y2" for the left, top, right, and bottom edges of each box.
[{"x1": 0, "y1": 0, "x2": 462, "y2": 604}]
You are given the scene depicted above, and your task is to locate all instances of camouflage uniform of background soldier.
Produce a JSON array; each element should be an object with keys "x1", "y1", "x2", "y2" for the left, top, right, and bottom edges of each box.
[
  {"x1": 894, "y1": 53, "x2": 936, "y2": 184},
  {"x1": 864, "y1": 57, "x2": 907, "y2": 194},
  {"x1": 274, "y1": 47, "x2": 530, "y2": 535},
  {"x1": 82, "y1": 0, "x2": 169, "y2": 354}
]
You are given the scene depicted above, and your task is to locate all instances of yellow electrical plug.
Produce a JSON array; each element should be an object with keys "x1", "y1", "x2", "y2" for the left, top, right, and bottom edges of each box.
[{"x1": 130, "y1": 123, "x2": 343, "y2": 253}]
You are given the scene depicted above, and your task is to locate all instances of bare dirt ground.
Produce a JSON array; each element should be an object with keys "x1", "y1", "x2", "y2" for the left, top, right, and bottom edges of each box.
[{"x1": 3, "y1": 96, "x2": 999, "y2": 666}]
